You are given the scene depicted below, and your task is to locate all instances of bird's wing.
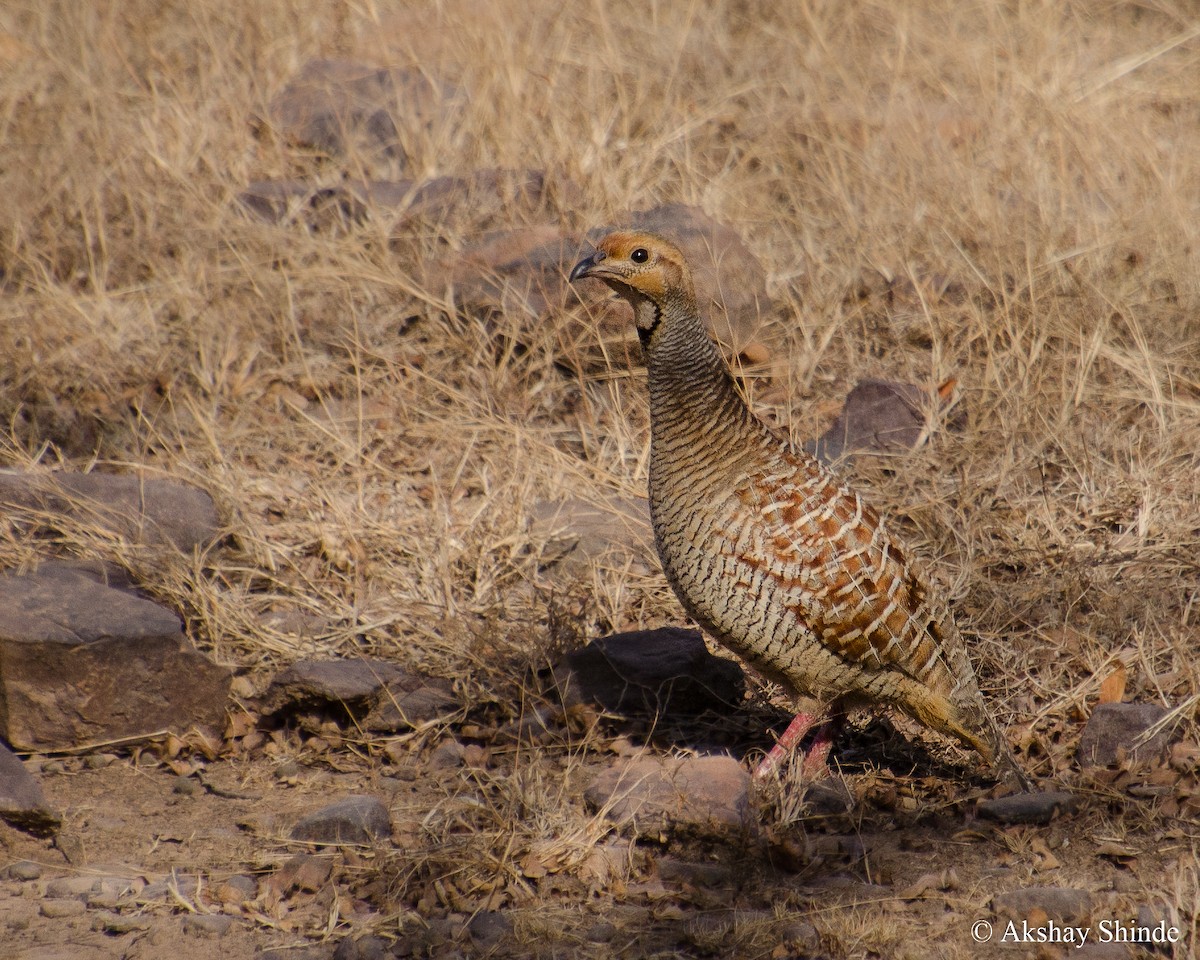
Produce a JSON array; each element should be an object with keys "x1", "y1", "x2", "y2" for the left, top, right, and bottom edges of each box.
[{"x1": 732, "y1": 459, "x2": 954, "y2": 689}]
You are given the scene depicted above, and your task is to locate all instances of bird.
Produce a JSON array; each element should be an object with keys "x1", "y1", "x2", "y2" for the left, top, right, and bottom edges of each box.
[{"x1": 569, "y1": 230, "x2": 1031, "y2": 790}]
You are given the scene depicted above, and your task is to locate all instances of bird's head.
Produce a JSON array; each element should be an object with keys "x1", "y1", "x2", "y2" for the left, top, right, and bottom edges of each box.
[{"x1": 569, "y1": 231, "x2": 695, "y2": 338}]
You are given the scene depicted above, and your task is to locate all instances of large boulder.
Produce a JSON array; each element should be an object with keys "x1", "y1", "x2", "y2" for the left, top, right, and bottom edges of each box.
[{"x1": 0, "y1": 562, "x2": 231, "y2": 750}]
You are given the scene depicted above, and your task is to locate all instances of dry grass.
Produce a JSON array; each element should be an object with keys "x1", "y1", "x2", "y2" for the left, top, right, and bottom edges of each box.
[{"x1": 2, "y1": 0, "x2": 1199, "y2": 955}]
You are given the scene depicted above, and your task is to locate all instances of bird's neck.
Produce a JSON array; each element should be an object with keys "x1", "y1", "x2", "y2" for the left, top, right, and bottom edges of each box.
[{"x1": 643, "y1": 297, "x2": 762, "y2": 469}]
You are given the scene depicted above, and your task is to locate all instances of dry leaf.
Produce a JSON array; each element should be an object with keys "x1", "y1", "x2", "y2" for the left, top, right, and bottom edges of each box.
[
  {"x1": 1099, "y1": 662, "x2": 1127, "y2": 704},
  {"x1": 1030, "y1": 837, "x2": 1061, "y2": 871}
]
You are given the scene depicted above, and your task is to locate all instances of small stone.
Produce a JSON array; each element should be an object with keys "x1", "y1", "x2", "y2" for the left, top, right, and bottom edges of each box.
[
  {"x1": 333, "y1": 935, "x2": 392, "y2": 960},
  {"x1": 214, "y1": 874, "x2": 257, "y2": 904},
  {"x1": 45, "y1": 876, "x2": 97, "y2": 898},
  {"x1": 1072, "y1": 944, "x2": 1133, "y2": 959},
  {"x1": 529, "y1": 496, "x2": 654, "y2": 576},
  {"x1": 584, "y1": 755, "x2": 751, "y2": 837},
  {"x1": 182, "y1": 913, "x2": 233, "y2": 938},
  {"x1": 139, "y1": 873, "x2": 198, "y2": 902},
  {"x1": 586, "y1": 921, "x2": 617, "y2": 943},
  {"x1": 92, "y1": 912, "x2": 151, "y2": 934},
  {"x1": 779, "y1": 920, "x2": 821, "y2": 952},
  {"x1": 807, "y1": 378, "x2": 964, "y2": 465},
  {"x1": 428, "y1": 739, "x2": 466, "y2": 770},
  {"x1": 274, "y1": 760, "x2": 304, "y2": 780},
  {"x1": 991, "y1": 886, "x2": 1093, "y2": 923},
  {"x1": 4, "y1": 860, "x2": 43, "y2": 881},
  {"x1": 267, "y1": 659, "x2": 405, "y2": 711},
  {"x1": 977, "y1": 790, "x2": 1077, "y2": 825},
  {"x1": 557, "y1": 627, "x2": 744, "y2": 717},
  {"x1": 291, "y1": 796, "x2": 391, "y2": 845},
  {"x1": 364, "y1": 681, "x2": 458, "y2": 733},
  {"x1": 40, "y1": 897, "x2": 87, "y2": 918},
  {"x1": 467, "y1": 910, "x2": 513, "y2": 948},
  {"x1": 271, "y1": 854, "x2": 334, "y2": 895},
  {"x1": 804, "y1": 779, "x2": 855, "y2": 814},
  {"x1": 656, "y1": 858, "x2": 733, "y2": 887},
  {"x1": 0, "y1": 471, "x2": 220, "y2": 551},
  {"x1": 172, "y1": 775, "x2": 200, "y2": 796},
  {"x1": 1077, "y1": 702, "x2": 1178, "y2": 766}
]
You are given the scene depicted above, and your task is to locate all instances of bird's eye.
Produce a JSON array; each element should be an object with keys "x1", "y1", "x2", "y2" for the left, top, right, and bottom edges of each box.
[{"x1": 630, "y1": 248, "x2": 649, "y2": 263}]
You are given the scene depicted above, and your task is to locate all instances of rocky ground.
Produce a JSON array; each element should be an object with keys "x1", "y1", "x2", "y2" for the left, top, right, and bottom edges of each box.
[{"x1": 0, "y1": 470, "x2": 1195, "y2": 958}]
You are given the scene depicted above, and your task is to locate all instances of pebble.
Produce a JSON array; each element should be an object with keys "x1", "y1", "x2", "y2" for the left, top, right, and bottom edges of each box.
[
  {"x1": 274, "y1": 759, "x2": 304, "y2": 780},
  {"x1": 1078, "y1": 702, "x2": 1176, "y2": 766},
  {"x1": 4, "y1": 860, "x2": 42, "y2": 881},
  {"x1": 467, "y1": 909, "x2": 513, "y2": 948},
  {"x1": 92, "y1": 912, "x2": 151, "y2": 934},
  {"x1": 214, "y1": 874, "x2": 258, "y2": 904},
  {"x1": 40, "y1": 897, "x2": 87, "y2": 918},
  {"x1": 45, "y1": 876, "x2": 96, "y2": 899},
  {"x1": 427, "y1": 739, "x2": 466, "y2": 770},
  {"x1": 291, "y1": 795, "x2": 391, "y2": 845},
  {"x1": 992, "y1": 886, "x2": 1093, "y2": 922},
  {"x1": 977, "y1": 790, "x2": 1077, "y2": 825},
  {"x1": 584, "y1": 755, "x2": 751, "y2": 837},
  {"x1": 182, "y1": 913, "x2": 234, "y2": 938},
  {"x1": 586, "y1": 921, "x2": 617, "y2": 943}
]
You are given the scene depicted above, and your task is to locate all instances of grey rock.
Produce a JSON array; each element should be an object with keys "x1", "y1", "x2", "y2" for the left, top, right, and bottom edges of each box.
[
  {"x1": 586, "y1": 921, "x2": 618, "y2": 943},
  {"x1": 45, "y1": 876, "x2": 97, "y2": 898},
  {"x1": 584, "y1": 755, "x2": 751, "y2": 836},
  {"x1": 257, "y1": 948, "x2": 335, "y2": 960},
  {"x1": 138, "y1": 872, "x2": 198, "y2": 902},
  {"x1": 0, "y1": 469, "x2": 220, "y2": 551},
  {"x1": 977, "y1": 790, "x2": 1078, "y2": 825},
  {"x1": 0, "y1": 743, "x2": 59, "y2": 833},
  {"x1": 264, "y1": 59, "x2": 459, "y2": 167},
  {"x1": 427, "y1": 739, "x2": 466, "y2": 770},
  {"x1": 4, "y1": 860, "x2": 43, "y2": 881},
  {"x1": 334, "y1": 936, "x2": 392, "y2": 960},
  {"x1": 1072, "y1": 945, "x2": 1133, "y2": 959},
  {"x1": 92, "y1": 912, "x2": 151, "y2": 934},
  {"x1": 0, "y1": 563, "x2": 231, "y2": 751},
  {"x1": 529, "y1": 496, "x2": 654, "y2": 575},
  {"x1": 214, "y1": 874, "x2": 257, "y2": 904},
  {"x1": 40, "y1": 897, "x2": 86, "y2": 918},
  {"x1": 807, "y1": 378, "x2": 965, "y2": 466},
  {"x1": 272, "y1": 854, "x2": 334, "y2": 894},
  {"x1": 467, "y1": 910, "x2": 513, "y2": 949},
  {"x1": 1078, "y1": 702, "x2": 1178, "y2": 766},
  {"x1": 182, "y1": 913, "x2": 234, "y2": 938},
  {"x1": 291, "y1": 795, "x2": 391, "y2": 845},
  {"x1": 363, "y1": 682, "x2": 458, "y2": 733},
  {"x1": 268, "y1": 658, "x2": 406, "y2": 706},
  {"x1": 558, "y1": 627, "x2": 744, "y2": 717},
  {"x1": 265, "y1": 658, "x2": 456, "y2": 733},
  {"x1": 992, "y1": 886, "x2": 1093, "y2": 923}
]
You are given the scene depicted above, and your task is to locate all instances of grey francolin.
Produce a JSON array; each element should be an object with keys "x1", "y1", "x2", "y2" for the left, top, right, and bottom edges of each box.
[{"x1": 570, "y1": 231, "x2": 1031, "y2": 790}]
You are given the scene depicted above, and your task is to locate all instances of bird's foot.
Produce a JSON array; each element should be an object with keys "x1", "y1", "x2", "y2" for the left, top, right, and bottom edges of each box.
[{"x1": 753, "y1": 710, "x2": 834, "y2": 781}]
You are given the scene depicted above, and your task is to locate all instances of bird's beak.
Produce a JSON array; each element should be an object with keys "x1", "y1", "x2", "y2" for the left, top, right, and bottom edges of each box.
[{"x1": 569, "y1": 249, "x2": 606, "y2": 283}]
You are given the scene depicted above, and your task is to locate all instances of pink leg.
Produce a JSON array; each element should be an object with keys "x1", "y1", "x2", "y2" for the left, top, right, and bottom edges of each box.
[{"x1": 754, "y1": 710, "x2": 823, "y2": 780}]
